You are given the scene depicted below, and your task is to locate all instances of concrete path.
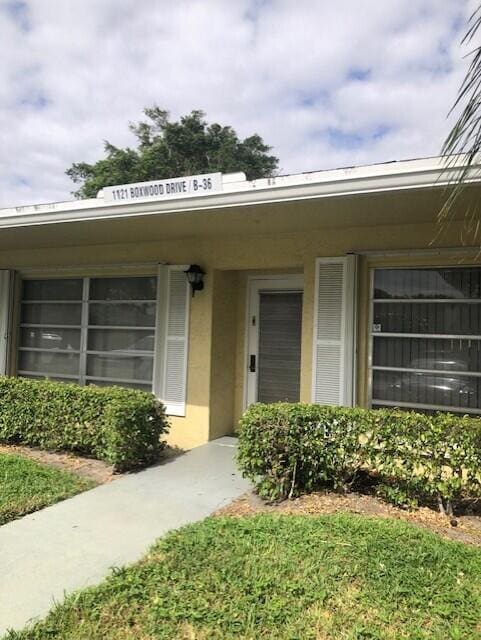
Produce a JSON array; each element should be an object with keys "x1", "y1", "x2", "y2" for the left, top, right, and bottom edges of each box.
[{"x1": 0, "y1": 437, "x2": 250, "y2": 636}]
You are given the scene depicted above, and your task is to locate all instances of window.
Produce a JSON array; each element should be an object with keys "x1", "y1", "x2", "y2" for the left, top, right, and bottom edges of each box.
[
  {"x1": 18, "y1": 276, "x2": 157, "y2": 391},
  {"x1": 370, "y1": 267, "x2": 481, "y2": 415}
]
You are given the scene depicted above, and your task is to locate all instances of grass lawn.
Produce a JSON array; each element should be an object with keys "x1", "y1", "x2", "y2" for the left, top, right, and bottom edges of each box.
[
  {"x1": 6, "y1": 514, "x2": 481, "y2": 639},
  {"x1": 0, "y1": 452, "x2": 96, "y2": 526}
]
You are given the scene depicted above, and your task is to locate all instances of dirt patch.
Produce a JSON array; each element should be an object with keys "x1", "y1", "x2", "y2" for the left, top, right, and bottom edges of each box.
[
  {"x1": 216, "y1": 490, "x2": 481, "y2": 546},
  {"x1": 0, "y1": 443, "x2": 183, "y2": 484},
  {"x1": 0, "y1": 444, "x2": 118, "y2": 484}
]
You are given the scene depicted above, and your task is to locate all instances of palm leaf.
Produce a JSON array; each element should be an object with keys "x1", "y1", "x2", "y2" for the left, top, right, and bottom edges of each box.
[{"x1": 438, "y1": 7, "x2": 481, "y2": 239}]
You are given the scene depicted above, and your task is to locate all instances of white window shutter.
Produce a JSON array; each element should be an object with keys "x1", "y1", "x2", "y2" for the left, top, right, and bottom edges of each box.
[
  {"x1": 154, "y1": 265, "x2": 190, "y2": 416},
  {"x1": 312, "y1": 256, "x2": 357, "y2": 406},
  {"x1": 0, "y1": 270, "x2": 13, "y2": 376}
]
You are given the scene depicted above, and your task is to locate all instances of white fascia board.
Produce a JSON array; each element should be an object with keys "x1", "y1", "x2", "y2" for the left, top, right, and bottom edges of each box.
[{"x1": 0, "y1": 156, "x2": 480, "y2": 230}]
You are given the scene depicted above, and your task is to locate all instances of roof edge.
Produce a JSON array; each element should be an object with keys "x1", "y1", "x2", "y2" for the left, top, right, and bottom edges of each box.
[{"x1": 0, "y1": 155, "x2": 480, "y2": 230}]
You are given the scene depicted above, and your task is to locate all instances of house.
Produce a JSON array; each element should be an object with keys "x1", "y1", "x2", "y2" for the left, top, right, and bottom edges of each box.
[{"x1": 0, "y1": 156, "x2": 480, "y2": 449}]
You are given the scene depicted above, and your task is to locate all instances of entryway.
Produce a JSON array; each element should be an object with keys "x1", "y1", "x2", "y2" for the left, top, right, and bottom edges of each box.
[{"x1": 246, "y1": 276, "x2": 303, "y2": 406}]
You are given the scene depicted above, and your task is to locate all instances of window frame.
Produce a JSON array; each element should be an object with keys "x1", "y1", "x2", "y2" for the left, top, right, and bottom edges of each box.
[
  {"x1": 16, "y1": 273, "x2": 158, "y2": 392},
  {"x1": 368, "y1": 264, "x2": 481, "y2": 415}
]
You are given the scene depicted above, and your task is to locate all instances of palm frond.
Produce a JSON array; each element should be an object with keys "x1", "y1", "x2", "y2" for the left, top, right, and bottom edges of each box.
[{"x1": 438, "y1": 7, "x2": 481, "y2": 238}]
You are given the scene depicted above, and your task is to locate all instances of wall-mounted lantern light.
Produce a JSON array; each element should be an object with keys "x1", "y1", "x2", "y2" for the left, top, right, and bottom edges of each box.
[{"x1": 185, "y1": 264, "x2": 205, "y2": 296}]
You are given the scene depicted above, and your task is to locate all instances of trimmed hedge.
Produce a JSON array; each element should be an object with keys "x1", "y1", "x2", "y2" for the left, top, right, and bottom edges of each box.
[
  {"x1": 0, "y1": 377, "x2": 168, "y2": 471},
  {"x1": 237, "y1": 403, "x2": 481, "y2": 513}
]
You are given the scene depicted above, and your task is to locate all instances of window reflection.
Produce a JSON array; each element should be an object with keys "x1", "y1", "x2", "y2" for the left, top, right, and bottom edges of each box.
[
  {"x1": 372, "y1": 267, "x2": 481, "y2": 414},
  {"x1": 18, "y1": 276, "x2": 158, "y2": 391},
  {"x1": 374, "y1": 268, "x2": 481, "y2": 300}
]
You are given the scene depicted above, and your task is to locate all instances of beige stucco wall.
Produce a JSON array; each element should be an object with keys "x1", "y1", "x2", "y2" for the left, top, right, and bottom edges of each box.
[
  {"x1": 167, "y1": 275, "x2": 213, "y2": 449},
  {"x1": 209, "y1": 270, "x2": 239, "y2": 440},
  {"x1": 2, "y1": 197, "x2": 480, "y2": 449}
]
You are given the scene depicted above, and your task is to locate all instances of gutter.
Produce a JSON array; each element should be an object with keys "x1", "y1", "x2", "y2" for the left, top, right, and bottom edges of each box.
[{"x1": 0, "y1": 158, "x2": 480, "y2": 230}]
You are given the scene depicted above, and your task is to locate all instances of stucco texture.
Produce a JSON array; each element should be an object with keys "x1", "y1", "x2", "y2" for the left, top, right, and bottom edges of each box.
[{"x1": 2, "y1": 186, "x2": 481, "y2": 448}]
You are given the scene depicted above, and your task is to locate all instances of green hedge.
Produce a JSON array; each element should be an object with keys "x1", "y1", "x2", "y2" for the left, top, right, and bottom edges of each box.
[
  {"x1": 0, "y1": 377, "x2": 168, "y2": 471},
  {"x1": 237, "y1": 403, "x2": 481, "y2": 513}
]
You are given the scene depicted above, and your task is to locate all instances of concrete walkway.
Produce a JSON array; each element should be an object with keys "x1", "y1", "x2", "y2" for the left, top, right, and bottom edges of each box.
[{"x1": 0, "y1": 437, "x2": 250, "y2": 636}]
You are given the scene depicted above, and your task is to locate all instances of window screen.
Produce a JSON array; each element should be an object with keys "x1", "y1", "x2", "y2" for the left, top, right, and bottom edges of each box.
[
  {"x1": 371, "y1": 267, "x2": 481, "y2": 415},
  {"x1": 18, "y1": 276, "x2": 157, "y2": 392}
]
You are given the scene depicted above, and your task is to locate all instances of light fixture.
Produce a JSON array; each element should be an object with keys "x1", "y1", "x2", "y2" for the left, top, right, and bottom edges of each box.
[{"x1": 185, "y1": 264, "x2": 205, "y2": 296}]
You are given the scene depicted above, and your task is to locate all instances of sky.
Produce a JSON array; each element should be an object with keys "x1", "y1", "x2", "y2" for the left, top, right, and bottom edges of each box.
[{"x1": 0, "y1": 0, "x2": 477, "y2": 208}]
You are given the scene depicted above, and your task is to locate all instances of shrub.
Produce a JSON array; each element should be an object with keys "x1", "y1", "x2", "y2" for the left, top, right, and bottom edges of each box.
[
  {"x1": 237, "y1": 403, "x2": 481, "y2": 513},
  {"x1": 0, "y1": 377, "x2": 168, "y2": 471}
]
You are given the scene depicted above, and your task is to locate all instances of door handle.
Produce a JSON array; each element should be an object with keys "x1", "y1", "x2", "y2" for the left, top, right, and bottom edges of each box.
[{"x1": 249, "y1": 354, "x2": 256, "y2": 373}]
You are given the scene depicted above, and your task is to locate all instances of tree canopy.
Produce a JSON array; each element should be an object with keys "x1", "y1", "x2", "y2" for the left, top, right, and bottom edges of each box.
[{"x1": 67, "y1": 108, "x2": 279, "y2": 199}]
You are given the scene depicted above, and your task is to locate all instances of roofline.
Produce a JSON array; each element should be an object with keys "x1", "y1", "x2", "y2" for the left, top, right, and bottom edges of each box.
[{"x1": 1, "y1": 155, "x2": 480, "y2": 230}]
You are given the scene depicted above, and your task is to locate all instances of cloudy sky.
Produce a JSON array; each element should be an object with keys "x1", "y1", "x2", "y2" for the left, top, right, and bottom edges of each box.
[{"x1": 0, "y1": 0, "x2": 477, "y2": 207}]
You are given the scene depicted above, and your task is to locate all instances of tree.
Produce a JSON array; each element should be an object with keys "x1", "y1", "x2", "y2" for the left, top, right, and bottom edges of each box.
[
  {"x1": 438, "y1": 7, "x2": 481, "y2": 240},
  {"x1": 67, "y1": 108, "x2": 279, "y2": 199}
]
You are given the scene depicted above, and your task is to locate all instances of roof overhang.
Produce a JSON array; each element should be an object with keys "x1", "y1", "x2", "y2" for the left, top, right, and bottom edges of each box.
[{"x1": 1, "y1": 155, "x2": 481, "y2": 231}]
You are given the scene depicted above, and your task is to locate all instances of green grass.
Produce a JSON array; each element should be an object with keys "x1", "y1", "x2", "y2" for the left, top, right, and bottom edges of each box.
[
  {"x1": 0, "y1": 452, "x2": 96, "y2": 526},
  {"x1": 6, "y1": 514, "x2": 481, "y2": 640}
]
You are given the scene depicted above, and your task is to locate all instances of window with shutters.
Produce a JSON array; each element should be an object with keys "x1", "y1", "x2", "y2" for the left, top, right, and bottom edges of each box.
[
  {"x1": 370, "y1": 266, "x2": 481, "y2": 415},
  {"x1": 16, "y1": 268, "x2": 190, "y2": 413}
]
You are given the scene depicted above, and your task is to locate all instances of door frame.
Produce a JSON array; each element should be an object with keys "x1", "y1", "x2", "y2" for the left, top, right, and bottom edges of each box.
[{"x1": 244, "y1": 274, "x2": 304, "y2": 408}]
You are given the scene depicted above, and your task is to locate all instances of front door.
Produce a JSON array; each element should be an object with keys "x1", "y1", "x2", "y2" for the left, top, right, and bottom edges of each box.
[{"x1": 246, "y1": 277, "x2": 303, "y2": 406}]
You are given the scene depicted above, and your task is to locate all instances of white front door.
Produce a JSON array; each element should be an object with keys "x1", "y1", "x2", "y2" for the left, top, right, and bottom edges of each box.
[{"x1": 246, "y1": 276, "x2": 304, "y2": 406}]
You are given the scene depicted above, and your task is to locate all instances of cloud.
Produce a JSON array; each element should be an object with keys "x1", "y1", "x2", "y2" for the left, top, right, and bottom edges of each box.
[
  {"x1": 2, "y1": 0, "x2": 30, "y2": 32},
  {"x1": 0, "y1": 0, "x2": 475, "y2": 207}
]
